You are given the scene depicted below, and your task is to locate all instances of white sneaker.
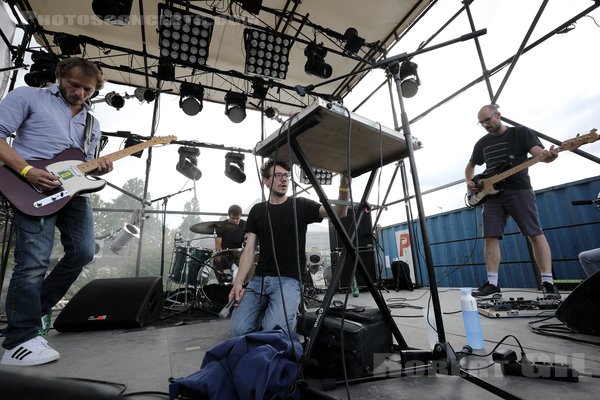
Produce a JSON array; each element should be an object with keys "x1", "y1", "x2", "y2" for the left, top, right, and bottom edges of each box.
[{"x1": 1, "y1": 336, "x2": 60, "y2": 366}]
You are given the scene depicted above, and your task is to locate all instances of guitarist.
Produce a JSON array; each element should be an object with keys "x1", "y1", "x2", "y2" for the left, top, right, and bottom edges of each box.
[
  {"x1": 464, "y1": 104, "x2": 560, "y2": 300},
  {"x1": 0, "y1": 57, "x2": 112, "y2": 366}
]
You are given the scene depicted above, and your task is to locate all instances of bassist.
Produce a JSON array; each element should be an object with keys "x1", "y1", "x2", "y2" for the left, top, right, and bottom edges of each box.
[
  {"x1": 464, "y1": 104, "x2": 560, "y2": 300},
  {"x1": 0, "y1": 57, "x2": 112, "y2": 366}
]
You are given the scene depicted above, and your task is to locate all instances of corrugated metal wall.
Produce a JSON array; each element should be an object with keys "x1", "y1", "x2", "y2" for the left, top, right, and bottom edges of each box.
[{"x1": 378, "y1": 176, "x2": 600, "y2": 289}]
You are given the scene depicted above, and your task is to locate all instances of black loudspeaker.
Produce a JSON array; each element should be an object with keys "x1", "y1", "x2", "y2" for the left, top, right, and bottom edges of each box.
[
  {"x1": 54, "y1": 277, "x2": 164, "y2": 332},
  {"x1": 332, "y1": 246, "x2": 377, "y2": 290},
  {"x1": 555, "y1": 272, "x2": 600, "y2": 336},
  {"x1": 329, "y1": 204, "x2": 373, "y2": 250}
]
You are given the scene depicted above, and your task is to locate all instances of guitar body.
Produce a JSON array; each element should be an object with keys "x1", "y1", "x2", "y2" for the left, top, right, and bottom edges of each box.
[
  {"x1": 468, "y1": 174, "x2": 503, "y2": 207},
  {"x1": 0, "y1": 148, "x2": 106, "y2": 217}
]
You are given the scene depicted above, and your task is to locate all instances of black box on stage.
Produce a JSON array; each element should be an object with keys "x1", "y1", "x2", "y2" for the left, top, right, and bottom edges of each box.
[
  {"x1": 556, "y1": 272, "x2": 600, "y2": 336},
  {"x1": 54, "y1": 277, "x2": 164, "y2": 332},
  {"x1": 328, "y1": 205, "x2": 373, "y2": 250},
  {"x1": 297, "y1": 306, "x2": 393, "y2": 379},
  {"x1": 331, "y1": 246, "x2": 377, "y2": 290}
]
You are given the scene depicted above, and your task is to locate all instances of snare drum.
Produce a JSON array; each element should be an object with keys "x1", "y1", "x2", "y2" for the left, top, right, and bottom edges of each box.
[{"x1": 170, "y1": 246, "x2": 213, "y2": 286}]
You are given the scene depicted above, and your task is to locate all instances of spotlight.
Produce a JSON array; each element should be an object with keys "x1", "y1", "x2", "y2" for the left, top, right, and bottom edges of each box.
[
  {"x1": 265, "y1": 107, "x2": 279, "y2": 119},
  {"x1": 343, "y1": 27, "x2": 365, "y2": 54},
  {"x1": 399, "y1": 60, "x2": 420, "y2": 98},
  {"x1": 24, "y1": 52, "x2": 58, "y2": 87},
  {"x1": 54, "y1": 33, "x2": 82, "y2": 56},
  {"x1": 302, "y1": 168, "x2": 333, "y2": 185},
  {"x1": 134, "y1": 87, "x2": 156, "y2": 103},
  {"x1": 157, "y1": 60, "x2": 175, "y2": 81},
  {"x1": 92, "y1": 0, "x2": 133, "y2": 26},
  {"x1": 307, "y1": 253, "x2": 322, "y2": 274},
  {"x1": 109, "y1": 224, "x2": 140, "y2": 254},
  {"x1": 234, "y1": 0, "x2": 263, "y2": 15},
  {"x1": 224, "y1": 92, "x2": 247, "y2": 123},
  {"x1": 176, "y1": 146, "x2": 202, "y2": 180},
  {"x1": 252, "y1": 78, "x2": 268, "y2": 100},
  {"x1": 105, "y1": 91, "x2": 125, "y2": 110},
  {"x1": 304, "y1": 42, "x2": 332, "y2": 79},
  {"x1": 243, "y1": 28, "x2": 292, "y2": 80},
  {"x1": 224, "y1": 152, "x2": 246, "y2": 183},
  {"x1": 179, "y1": 82, "x2": 204, "y2": 116},
  {"x1": 158, "y1": 3, "x2": 214, "y2": 69}
]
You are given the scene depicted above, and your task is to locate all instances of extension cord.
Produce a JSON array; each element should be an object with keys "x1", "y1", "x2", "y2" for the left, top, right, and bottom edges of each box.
[{"x1": 501, "y1": 360, "x2": 579, "y2": 382}]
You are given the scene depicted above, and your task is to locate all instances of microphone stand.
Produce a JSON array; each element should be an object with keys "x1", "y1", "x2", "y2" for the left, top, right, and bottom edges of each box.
[{"x1": 150, "y1": 187, "x2": 193, "y2": 279}]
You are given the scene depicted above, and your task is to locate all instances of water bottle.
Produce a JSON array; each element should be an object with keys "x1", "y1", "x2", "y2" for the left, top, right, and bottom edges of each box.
[
  {"x1": 460, "y1": 288, "x2": 484, "y2": 350},
  {"x1": 351, "y1": 276, "x2": 359, "y2": 297},
  {"x1": 422, "y1": 303, "x2": 438, "y2": 349}
]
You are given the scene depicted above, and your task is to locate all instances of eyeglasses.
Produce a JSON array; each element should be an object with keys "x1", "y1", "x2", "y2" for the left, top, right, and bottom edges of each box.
[
  {"x1": 271, "y1": 172, "x2": 290, "y2": 180},
  {"x1": 478, "y1": 112, "x2": 498, "y2": 126}
]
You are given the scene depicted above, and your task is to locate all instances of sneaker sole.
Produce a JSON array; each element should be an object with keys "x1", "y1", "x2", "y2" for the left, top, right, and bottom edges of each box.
[
  {"x1": 473, "y1": 292, "x2": 502, "y2": 300},
  {"x1": 1, "y1": 352, "x2": 59, "y2": 366}
]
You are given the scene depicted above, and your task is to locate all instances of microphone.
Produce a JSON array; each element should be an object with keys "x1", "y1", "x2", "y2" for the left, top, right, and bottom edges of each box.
[
  {"x1": 294, "y1": 84, "x2": 314, "y2": 97},
  {"x1": 571, "y1": 199, "x2": 600, "y2": 206},
  {"x1": 219, "y1": 298, "x2": 237, "y2": 319}
]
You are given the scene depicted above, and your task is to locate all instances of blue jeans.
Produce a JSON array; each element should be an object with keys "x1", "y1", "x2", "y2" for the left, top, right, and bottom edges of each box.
[
  {"x1": 3, "y1": 197, "x2": 95, "y2": 349},
  {"x1": 229, "y1": 275, "x2": 301, "y2": 337}
]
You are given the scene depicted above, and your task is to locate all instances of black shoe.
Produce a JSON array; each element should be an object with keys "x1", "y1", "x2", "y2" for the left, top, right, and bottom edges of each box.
[
  {"x1": 541, "y1": 282, "x2": 561, "y2": 300},
  {"x1": 472, "y1": 281, "x2": 501, "y2": 298}
]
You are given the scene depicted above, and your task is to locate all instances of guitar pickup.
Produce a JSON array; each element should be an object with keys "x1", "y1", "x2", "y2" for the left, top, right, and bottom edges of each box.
[{"x1": 33, "y1": 190, "x2": 71, "y2": 208}]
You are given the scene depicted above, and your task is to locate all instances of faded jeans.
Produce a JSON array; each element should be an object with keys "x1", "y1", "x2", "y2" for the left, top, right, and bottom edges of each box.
[
  {"x1": 579, "y1": 247, "x2": 600, "y2": 278},
  {"x1": 2, "y1": 197, "x2": 95, "y2": 349},
  {"x1": 229, "y1": 275, "x2": 301, "y2": 337}
]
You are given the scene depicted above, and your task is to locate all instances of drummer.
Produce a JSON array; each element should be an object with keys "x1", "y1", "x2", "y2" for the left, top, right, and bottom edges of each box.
[{"x1": 215, "y1": 204, "x2": 246, "y2": 251}]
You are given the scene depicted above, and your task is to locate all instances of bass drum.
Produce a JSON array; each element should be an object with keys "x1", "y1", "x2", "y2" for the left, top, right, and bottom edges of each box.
[
  {"x1": 170, "y1": 246, "x2": 213, "y2": 286},
  {"x1": 200, "y1": 283, "x2": 232, "y2": 309}
]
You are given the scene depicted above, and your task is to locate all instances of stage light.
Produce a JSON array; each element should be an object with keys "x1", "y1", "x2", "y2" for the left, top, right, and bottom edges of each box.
[
  {"x1": 252, "y1": 78, "x2": 268, "y2": 100},
  {"x1": 134, "y1": 87, "x2": 156, "y2": 103},
  {"x1": 343, "y1": 27, "x2": 365, "y2": 54},
  {"x1": 302, "y1": 168, "x2": 333, "y2": 185},
  {"x1": 54, "y1": 33, "x2": 82, "y2": 56},
  {"x1": 109, "y1": 223, "x2": 140, "y2": 254},
  {"x1": 304, "y1": 42, "x2": 332, "y2": 79},
  {"x1": 105, "y1": 91, "x2": 125, "y2": 110},
  {"x1": 224, "y1": 152, "x2": 246, "y2": 183},
  {"x1": 24, "y1": 52, "x2": 58, "y2": 87},
  {"x1": 179, "y1": 82, "x2": 204, "y2": 116},
  {"x1": 157, "y1": 60, "x2": 175, "y2": 81},
  {"x1": 158, "y1": 3, "x2": 214, "y2": 69},
  {"x1": 224, "y1": 92, "x2": 247, "y2": 123},
  {"x1": 243, "y1": 28, "x2": 292, "y2": 80},
  {"x1": 234, "y1": 0, "x2": 263, "y2": 15},
  {"x1": 307, "y1": 253, "x2": 322, "y2": 274},
  {"x1": 176, "y1": 146, "x2": 202, "y2": 181},
  {"x1": 399, "y1": 60, "x2": 420, "y2": 98},
  {"x1": 92, "y1": 0, "x2": 133, "y2": 26}
]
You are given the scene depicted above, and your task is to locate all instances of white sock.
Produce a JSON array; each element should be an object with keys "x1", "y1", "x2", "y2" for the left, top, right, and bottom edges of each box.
[
  {"x1": 487, "y1": 272, "x2": 499, "y2": 286},
  {"x1": 541, "y1": 273, "x2": 553, "y2": 284}
]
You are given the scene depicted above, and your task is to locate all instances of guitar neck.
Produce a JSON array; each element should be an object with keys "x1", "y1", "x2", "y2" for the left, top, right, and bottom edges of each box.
[
  {"x1": 76, "y1": 138, "x2": 167, "y2": 173},
  {"x1": 489, "y1": 146, "x2": 566, "y2": 184}
]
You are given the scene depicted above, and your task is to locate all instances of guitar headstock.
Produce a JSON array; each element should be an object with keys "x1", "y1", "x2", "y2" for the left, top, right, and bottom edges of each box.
[
  {"x1": 560, "y1": 129, "x2": 598, "y2": 151},
  {"x1": 151, "y1": 135, "x2": 177, "y2": 145}
]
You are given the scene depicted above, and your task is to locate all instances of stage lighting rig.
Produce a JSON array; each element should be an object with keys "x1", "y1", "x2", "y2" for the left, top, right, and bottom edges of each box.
[
  {"x1": 158, "y1": 3, "x2": 214, "y2": 69},
  {"x1": 134, "y1": 87, "x2": 156, "y2": 103},
  {"x1": 92, "y1": 0, "x2": 133, "y2": 26},
  {"x1": 399, "y1": 60, "x2": 420, "y2": 98},
  {"x1": 105, "y1": 91, "x2": 125, "y2": 110},
  {"x1": 176, "y1": 146, "x2": 202, "y2": 181},
  {"x1": 224, "y1": 92, "x2": 247, "y2": 123},
  {"x1": 179, "y1": 82, "x2": 204, "y2": 116},
  {"x1": 302, "y1": 168, "x2": 333, "y2": 185},
  {"x1": 343, "y1": 27, "x2": 365, "y2": 54},
  {"x1": 304, "y1": 42, "x2": 332, "y2": 79},
  {"x1": 24, "y1": 52, "x2": 58, "y2": 87},
  {"x1": 244, "y1": 28, "x2": 292, "y2": 80},
  {"x1": 224, "y1": 152, "x2": 246, "y2": 183}
]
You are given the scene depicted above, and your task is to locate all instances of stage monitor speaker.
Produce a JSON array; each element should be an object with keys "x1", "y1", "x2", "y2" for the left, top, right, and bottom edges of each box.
[
  {"x1": 555, "y1": 272, "x2": 600, "y2": 336},
  {"x1": 332, "y1": 246, "x2": 377, "y2": 290},
  {"x1": 329, "y1": 204, "x2": 373, "y2": 250},
  {"x1": 54, "y1": 276, "x2": 164, "y2": 332}
]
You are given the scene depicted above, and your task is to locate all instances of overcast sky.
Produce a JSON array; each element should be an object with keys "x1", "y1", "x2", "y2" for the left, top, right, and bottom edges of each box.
[{"x1": 5, "y1": 1, "x2": 600, "y2": 234}]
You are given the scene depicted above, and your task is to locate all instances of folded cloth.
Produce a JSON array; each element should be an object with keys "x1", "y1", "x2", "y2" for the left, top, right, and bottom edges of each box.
[{"x1": 169, "y1": 327, "x2": 302, "y2": 400}]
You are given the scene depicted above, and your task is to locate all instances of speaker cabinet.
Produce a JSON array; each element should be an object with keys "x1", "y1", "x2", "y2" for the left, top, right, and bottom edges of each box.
[
  {"x1": 54, "y1": 277, "x2": 164, "y2": 332},
  {"x1": 556, "y1": 272, "x2": 600, "y2": 336},
  {"x1": 332, "y1": 246, "x2": 377, "y2": 290},
  {"x1": 329, "y1": 204, "x2": 373, "y2": 250}
]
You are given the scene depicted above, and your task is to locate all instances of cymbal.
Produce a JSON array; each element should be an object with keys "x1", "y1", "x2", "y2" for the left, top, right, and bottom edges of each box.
[{"x1": 189, "y1": 220, "x2": 237, "y2": 234}]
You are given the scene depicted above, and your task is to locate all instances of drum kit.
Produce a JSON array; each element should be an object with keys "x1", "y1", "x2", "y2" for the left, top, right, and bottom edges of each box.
[{"x1": 165, "y1": 220, "x2": 256, "y2": 310}]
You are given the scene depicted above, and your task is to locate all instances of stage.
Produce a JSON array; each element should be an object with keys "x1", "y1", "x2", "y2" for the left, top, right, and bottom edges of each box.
[{"x1": 1, "y1": 286, "x2": 599, "y2": 399}]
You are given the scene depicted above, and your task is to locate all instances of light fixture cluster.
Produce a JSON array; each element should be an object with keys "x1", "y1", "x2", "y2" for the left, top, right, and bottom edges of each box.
[
  {"x1": 243, "y1": 28, "x2": 292, "y2": 80},
  {"x1": 158, "y1": 3, "x2": 214, "y2": 69},
  {"x1": 302, "y1": 168, "x2": 333, "y2": 185}
]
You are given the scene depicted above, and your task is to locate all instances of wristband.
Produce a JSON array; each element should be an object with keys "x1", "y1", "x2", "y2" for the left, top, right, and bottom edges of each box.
[
  {"x1": 20, "y1": 165, "x2": 33, "y2": 177},
  {"x1": 339, "y1": 187, "x2": 349, "y2": 192}
]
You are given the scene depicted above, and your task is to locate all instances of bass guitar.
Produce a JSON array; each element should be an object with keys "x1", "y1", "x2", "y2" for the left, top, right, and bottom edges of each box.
[
  {"x1": 0, "y1": 135, "x2": 176, "y2": 217},
  {"x1": 467, "y1": 129, "x2": 598, "y2": 207}
]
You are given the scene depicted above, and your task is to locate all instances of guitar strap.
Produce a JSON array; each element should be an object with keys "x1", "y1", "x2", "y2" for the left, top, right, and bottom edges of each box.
[{"x1": 83, "y1": 112, "x2": 94, "y2": 157}]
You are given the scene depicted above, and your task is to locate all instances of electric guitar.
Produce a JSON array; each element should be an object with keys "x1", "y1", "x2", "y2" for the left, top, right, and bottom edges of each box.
[
  {"x1": 0, "y1": 135, "x2": 176, "y2": 217},
  {"x1": 467, "y1": 129, "x2": 598, "y2": 207}
]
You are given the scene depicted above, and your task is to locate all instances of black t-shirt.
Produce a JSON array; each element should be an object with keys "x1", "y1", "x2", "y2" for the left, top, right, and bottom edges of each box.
[
  {"x1": 217, "y1": 219, "x2": 246, "y2": 249},
  {"x1": 469, "y1": 126, "x2": 542, "y2": 190},
  {"x1": 246, "y1": 197, "x2": 323, "y2": 280}
]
